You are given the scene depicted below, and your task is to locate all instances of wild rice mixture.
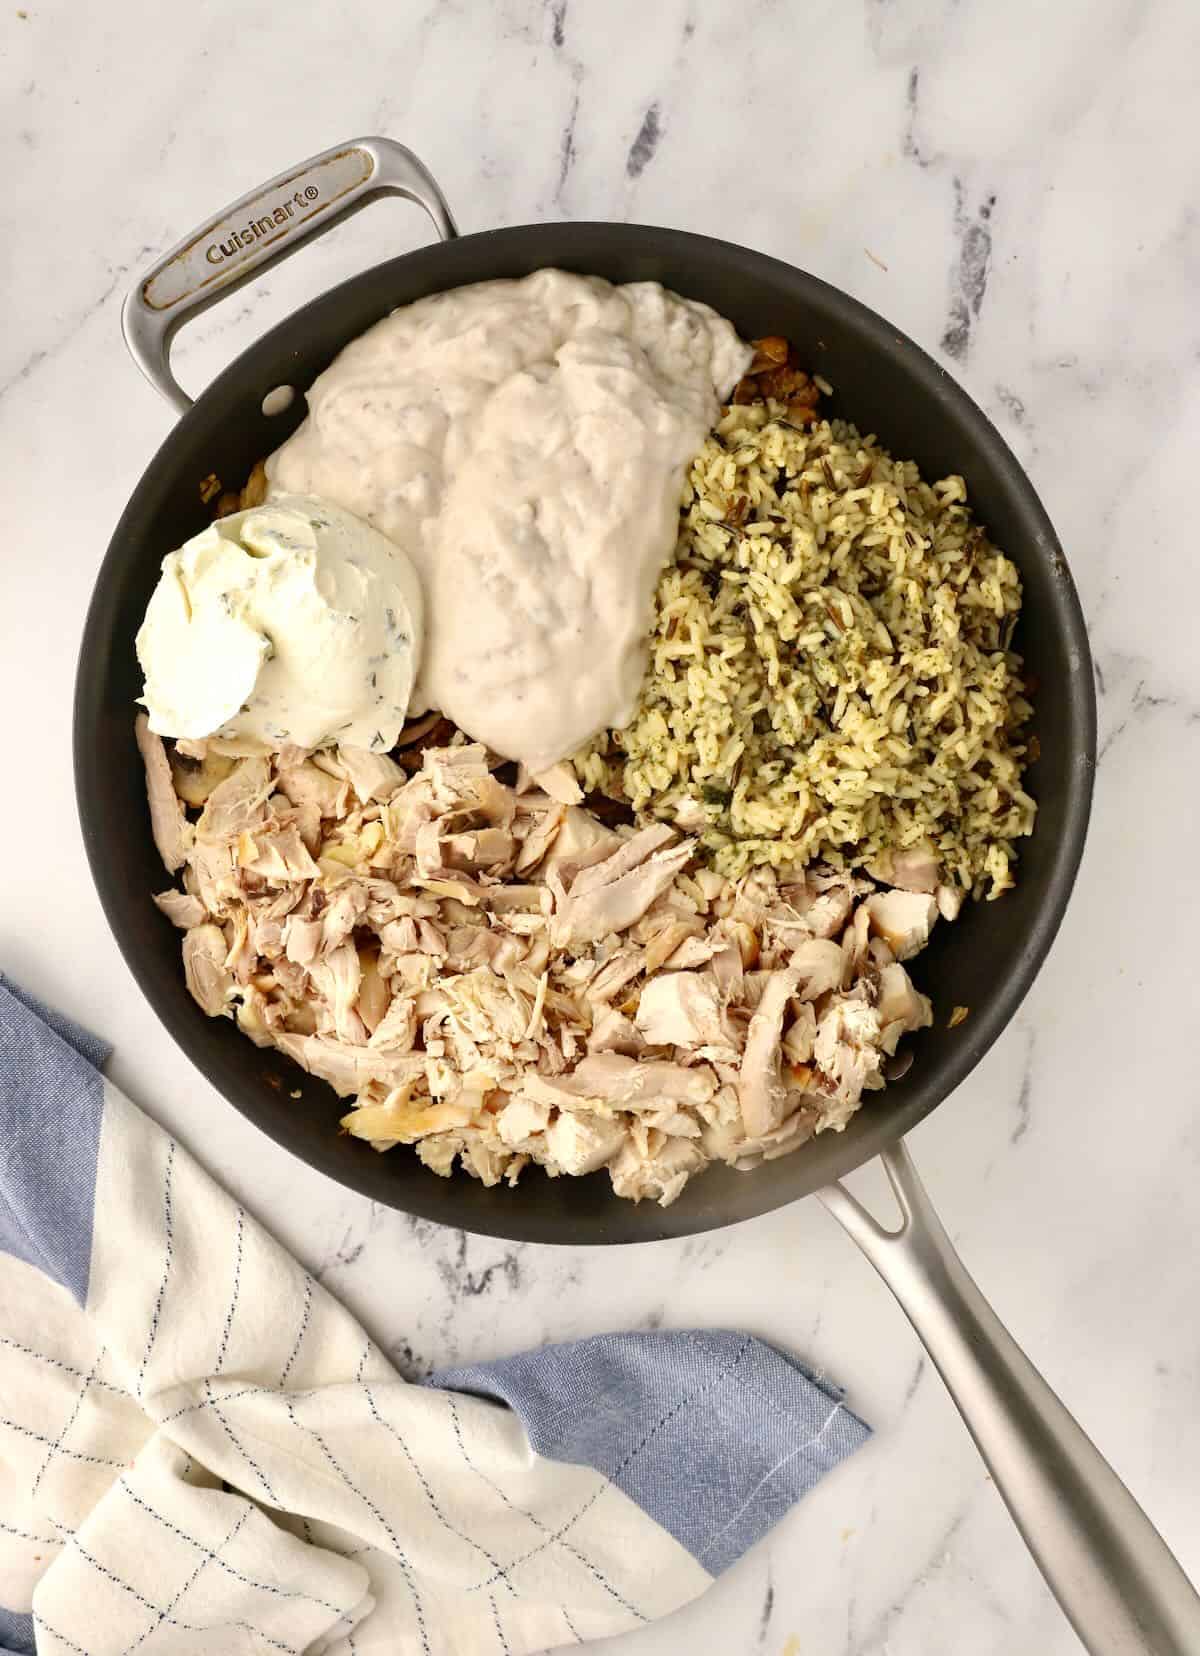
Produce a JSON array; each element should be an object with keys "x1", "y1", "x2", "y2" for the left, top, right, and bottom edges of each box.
[{"x1": 575, "y1": 399, "x2": 1036, "y2": 897}]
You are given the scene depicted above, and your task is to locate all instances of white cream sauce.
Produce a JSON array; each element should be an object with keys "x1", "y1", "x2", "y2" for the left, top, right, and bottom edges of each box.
[{"x1": 267, "y1": 269, "x2": 749, "y2": 772}]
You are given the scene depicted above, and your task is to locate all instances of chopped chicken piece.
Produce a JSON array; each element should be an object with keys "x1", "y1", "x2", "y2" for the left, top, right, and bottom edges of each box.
[
  {"x1": 292, "y1": 800, "x2": 323, "y2": 857},
  {"x1": 890, "y1": 846, "x2": 940, "y2": 893},
  {"x1": 416, "y1": 919, "x2": 447, "y2": 956},
  {"x1": 453, "y1": 1134, "x2": 507, "y2": 1186},
  {"x1": 284, "y1": 915, "x2": 323, "y2": 967},
  {"x1": 495, "y1": 1094, "x2": 552, "y2": 1148},
  {"x1": 412, "y1": 875, "x2": 483, "y2": 907},
  {"x1": 802, "y1": 880, "x2": 854, "y2": 940},
  {"x1": 535, "y1": 804, "x2": 621, "y2": 882},
  {"x1": 583, "y1": 948, "x2": 645, "y2": 1004},
  {"x1": 135, "y1": 715, "x2": 194, "y2": 873},
  {"x1": 523, "y1": 971, "x2": 549, "y2": 1039},
  {"x1": 737, "y1": 1107, "x2": 819, "y2": 1166},
  {"x1": 182, "y1": 924, "x2": 234, "y2": 1017},
  {"x1": 708, "y1": 935, "x2": 745, "y2": 999},
  {"x1": 470, "y1": 773, "x2": 517, "y2": 828},
  {"x1": 444, "y1": 968, "x2": 533, "y2": 1049},
  {"x1": 608, "y1": 1136, "x2": 708, "y2": 1206},
  {"x1": 569, "y1": 823, "x2": 676, "y2": 897},
  {"x1": 483, "y1": 885, "x2": 551, "y2": 917},
  {"x1": 789, "y1": 939, "x2": 844, "y2": 1001},
  {"x1": 238, "y1": 824, "x2": 319, "y2": 883},
  {"x1": 274, "y1": 1033, "x2": 425, "y2": 1096},
  {"x1": 379, "y1": 916, "x2": 420, "y2": 956},
  {"x1": 544, "y1": 1109, "x2": 626, "y2": 1175},
  {"x1": 635, "y1": 970, "x2": 731, "y2": 1051},
  {"x1": 356, "y1": 952, "x2": 391, "y2": 1034},
  {"x1": 728, "y1": 867, "x2": 782, "y2": 929},
  {"x1": 414, "y1": 1133, "x2": 461, "y2": 1177},
  {"x1": 236, "y1": 986, "x2": 279, "y2": 1048},
  {"x1": 442, "y1": 926, "x2": 498, "y2": 971},
  {"x1": 154, "y1": 889, "x2": 207, "y2": 929},
  {"x1": 737, "y1": 966, "x2": 801, "y2": 1137},
  {"x1": 692, "y1": 868, "x2": 726, "y2": 903},
  {"x1": 276, "y1": 761, "x2": 348, "y2": 817},
  {"x1": 567, "y1": 1052, "x2": 718, "y2": 1107},
  {"x1": 529, "y1": 763, "x2": 584, "y2": 805},
  {"x1": 422, "y1": 743, "x2": 491, "y2": 804},
  {"x1": 552, "y1": 836, "x2": 694, "y2": 946},
  {"x1": 514, "y1": 803, "x2": 565, "y2": 874},
  {"x1": 667, "y1": 796, "x2": 707, "y2": 831},
  {"x1": 782, "y1": 1002, "x2": 817, "y2": 1066},
  {"x1": 864, "y1": 890, "x2": 938, "y2": 961},
  {"x1": 443, "y1": 827, "x2": 516, "y2": 871},
  {"x1": 196, "y1": 758, "x2": 273, "y2": 842},
  {"x1": 840, "y1": 904, "x2": 872, "y2": 988},
  {"x1": 868, "y1": 843, "x2": 940, "y2": 894},
  {"x1": 936, "y1": 883, "x2": 964, "y2": 922},
  {"x1": 338, "y1": 745, "x2": 406, "y2": 804},
  {"x1": 414, "y1": 819, "x2": 448, "y2": 878},
  {"x1": 184, "y1": 837, "x2": 241, "y2": 915},
  {"x1": 515, "y1": 1055, "x2": 710, "y2": 1111},
  {"x1": 639, "y1": 920, "x2": 697, "y2": 975},
  {"x1": 664, "y1": 933, "x2": 723, "y2": 970},
  {"x1": 223, "y1": 910, "x2": 256, "y2": 985},
  {"x1": 876, "y1": 962, "x2": 933, "y2": 1054},
  {"x1": 321, "y1": 883, "x2": 370, "y2": 952},
  {"x1": 587, "y1": 1007, "x2": 645, "y2": 1056},
  {"x1": 309, "y1": 944, "x2": 365, "y2": 1044},
  {"x1": 341, "y1": 1087, "x2": 475, "y2": 1145},
  {"x1": 813, "y1": 996, "x2": 884, "y2": 1124},
  {"x1": 722, "y1": 920, "x2": 760, "y2": 969},
  {"x1": 876, "y1": 962, "x2": 928, "y2": 1028},
  {"x1": 366, "y1": 993, "x2": 418, "y2": 1052},
  {"x1": 639, "y1": 1107, "x2": 702, "y2": 1138}
]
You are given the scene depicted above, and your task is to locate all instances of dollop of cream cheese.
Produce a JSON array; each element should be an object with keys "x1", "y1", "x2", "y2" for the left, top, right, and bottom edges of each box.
[
  {"x1": 136, "y1": 495, "x2": 422, "y2": 751},
  {"x1": 267, "y1": 269, "x2": 750, "y2": 772}
]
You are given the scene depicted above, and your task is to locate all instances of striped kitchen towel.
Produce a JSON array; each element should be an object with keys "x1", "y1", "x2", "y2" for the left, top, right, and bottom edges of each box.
[{"x1": 0, "y1": 973, "x2": 869, "y2": 1654}]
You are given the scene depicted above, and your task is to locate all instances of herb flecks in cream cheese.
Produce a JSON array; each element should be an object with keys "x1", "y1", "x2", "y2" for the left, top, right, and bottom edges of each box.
[
  {"x1": 266, "y1": 269, "x2": 749, "y2": 771},
  {"x1": 136, "y1": 495, "x2": 422, "y2": 751}
]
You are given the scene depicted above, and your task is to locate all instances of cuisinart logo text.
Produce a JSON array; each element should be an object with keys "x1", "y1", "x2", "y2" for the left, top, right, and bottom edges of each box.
[{"x1": 205, "y1": 185, "x2": 320, "y2": 265}]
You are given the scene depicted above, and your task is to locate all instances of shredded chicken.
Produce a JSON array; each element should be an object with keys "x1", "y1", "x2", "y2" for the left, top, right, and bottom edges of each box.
[
  {"x1": 153, "y1": 889, "x2": 207, "y2": 929},
  {"x1": 143, "y1": 728, "x2": 953, "y2": 1207},
  {"x1": 135, "y1": 715, "x2": 193, "y2": 873},
  {"x1": 864, "y1": 890, "x2": 939, "y2": 961}
]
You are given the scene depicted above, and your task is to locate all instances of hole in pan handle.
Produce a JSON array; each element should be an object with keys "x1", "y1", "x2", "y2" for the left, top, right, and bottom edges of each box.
[
  {"x1": 820, "y1": 1141, "x2": 1200, "y2": 1655},
  {"x1": 120, "y1": 136, "x2": 459, "y2": 416}
]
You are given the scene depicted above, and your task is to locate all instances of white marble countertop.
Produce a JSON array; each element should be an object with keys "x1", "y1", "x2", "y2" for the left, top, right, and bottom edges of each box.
[{"x1": 4, "y1": 0, "x2": 1199, "y2": 1650}]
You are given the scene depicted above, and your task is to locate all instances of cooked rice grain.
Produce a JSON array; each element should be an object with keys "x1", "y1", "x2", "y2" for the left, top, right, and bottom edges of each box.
[{"x1": 575, "y1": 400, "x2": 1036, "y2": 896}]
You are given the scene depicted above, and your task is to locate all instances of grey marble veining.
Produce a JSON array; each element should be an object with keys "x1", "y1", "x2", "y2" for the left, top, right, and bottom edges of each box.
[{"x1": 2, "y1": 1, "x2": 1198, "y2": 1650}]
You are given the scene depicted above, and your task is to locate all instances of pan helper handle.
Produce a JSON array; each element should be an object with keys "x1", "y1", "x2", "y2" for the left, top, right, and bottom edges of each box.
[
  {"x1": 820, "y1": 1141, "x2": 1200, "y2": 1656},
  {"x1": 121, "y1": 137, "x2": 458, "y2": 415}
]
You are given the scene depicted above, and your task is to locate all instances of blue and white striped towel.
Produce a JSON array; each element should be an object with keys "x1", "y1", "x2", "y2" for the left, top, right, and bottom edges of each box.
[{"x1": 0, "y1": 973, "x2": 869, "y2": 1654}]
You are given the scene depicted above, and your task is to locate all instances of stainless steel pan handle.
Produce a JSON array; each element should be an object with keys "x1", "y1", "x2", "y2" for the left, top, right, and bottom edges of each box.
[
  {"x1": 821, "y1": 1142, "x2": 1200, "y2": 1654},
  {"x1": 121, "y1": 136, "x2": 458, "y2": 414}
]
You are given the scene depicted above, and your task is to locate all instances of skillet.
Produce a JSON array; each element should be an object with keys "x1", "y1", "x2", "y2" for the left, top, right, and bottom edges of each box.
[{"x1": 76, "y1": 138, "x2": 1199, "y2": 1653}]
